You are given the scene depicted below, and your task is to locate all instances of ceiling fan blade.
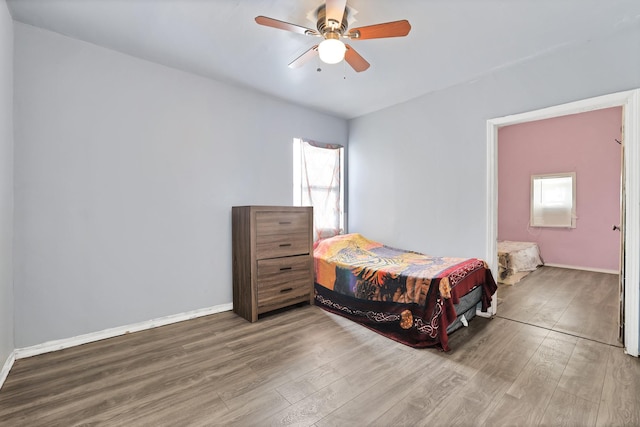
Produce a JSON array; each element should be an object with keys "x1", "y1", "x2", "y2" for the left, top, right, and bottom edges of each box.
[
  {"x1": 288, "y1": 45, "x2": 319, "y2": 69},
  {"x1": 255, "y1": 16, "x2": 319, "y2": 36},
  {"x1": 325, "y1": 0, "x2": 347, "y2": 28},
  {"x1": 344, "y1": 45, "x2": 370, "y2": 72},
  {"x1": 347, "y1": 20, "x2": 411, "y2": 40}
]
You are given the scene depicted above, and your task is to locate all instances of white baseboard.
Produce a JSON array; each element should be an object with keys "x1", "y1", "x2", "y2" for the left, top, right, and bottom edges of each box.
[
  {"x1": 0, "y1": 351, "x2": 15, "y2": 391},
  {"x1": 14, "y1": 303, "x2": 233, "y2": 360},
  {"x1": 543, "y1": 263, "x2": 618, "y2": 275}
]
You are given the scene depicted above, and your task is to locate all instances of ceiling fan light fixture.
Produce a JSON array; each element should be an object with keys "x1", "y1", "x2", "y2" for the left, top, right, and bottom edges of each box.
[{"x1": 318, "y1": 38, "x2": 346, "y2": 64}]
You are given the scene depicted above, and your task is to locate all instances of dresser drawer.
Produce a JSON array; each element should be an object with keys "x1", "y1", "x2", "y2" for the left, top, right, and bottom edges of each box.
[
  {"x1": 257, "y1": 255, "x2": 312, "y2": 288},
  {"x1": 256, "y1": 211, "x2": 310, "y2": 236},
  {"x1": 256, "y1": 232, "x2": 310, "y2": 259},
  {"x1": 256, "y1": 255, "x2": 312, "y2": 312}
]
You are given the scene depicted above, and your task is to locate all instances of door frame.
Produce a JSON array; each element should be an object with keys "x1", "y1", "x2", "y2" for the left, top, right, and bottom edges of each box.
[{"x1": 486, "y1": 89, "x2": 640, "y2": 357}]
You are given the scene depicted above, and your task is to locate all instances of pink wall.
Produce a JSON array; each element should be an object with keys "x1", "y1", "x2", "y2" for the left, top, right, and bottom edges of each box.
[{"x1": 498, "y1": 107, "x2": 622, "y2": 271}]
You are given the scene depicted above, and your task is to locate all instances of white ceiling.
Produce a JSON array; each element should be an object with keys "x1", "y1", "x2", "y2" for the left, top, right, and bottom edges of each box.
[{"x1": 7, "y1": 0, "x2": 640, "y2": 119}]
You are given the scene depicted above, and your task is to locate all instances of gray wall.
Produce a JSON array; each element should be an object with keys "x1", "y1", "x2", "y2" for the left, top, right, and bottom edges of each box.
[
  {"x1": 348, "y1": 23, "x2": 640, "y2": 261},
  {"x1": 13, "y1": 23, "x2": 348, "y2": 348},
  {"x1": 0, "y1": 0, "x2": 14, "y2": 366}
]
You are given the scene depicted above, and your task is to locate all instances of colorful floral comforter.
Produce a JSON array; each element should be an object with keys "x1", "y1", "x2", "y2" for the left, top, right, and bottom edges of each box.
[{"x1": 313, "y1": 233, "x2": 497, "y2": 351}]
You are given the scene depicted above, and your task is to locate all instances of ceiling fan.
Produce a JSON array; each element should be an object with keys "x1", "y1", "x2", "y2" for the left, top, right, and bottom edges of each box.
[{"x1": 255, "y1": 0, "x2": 411, "y2": 72}]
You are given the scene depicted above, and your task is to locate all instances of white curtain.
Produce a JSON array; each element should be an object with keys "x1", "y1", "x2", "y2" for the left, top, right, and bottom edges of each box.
[{"x1": 294, "y1": 139, "x2": 344, "y2": 240}]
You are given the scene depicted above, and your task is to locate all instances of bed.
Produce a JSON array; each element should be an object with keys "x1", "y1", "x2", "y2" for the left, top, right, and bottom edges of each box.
[
  {"x1": 313, "y1": 233, "x2": 497, "y2": 351},
  {"x1": 497, "y1": 241, "x2": 543, "y2": 285}
]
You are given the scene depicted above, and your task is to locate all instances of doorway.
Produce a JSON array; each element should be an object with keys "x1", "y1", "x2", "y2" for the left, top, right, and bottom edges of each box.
[
  {"x1": 486, "y1": 89, "x2": 640, "y2": 357},
  {"x1": 496, "y1": 108, "x2": 622, "y2": 345}
]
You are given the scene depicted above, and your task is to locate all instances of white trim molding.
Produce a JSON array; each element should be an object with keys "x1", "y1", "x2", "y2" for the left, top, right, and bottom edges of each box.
[
  {"x1": 0, "y1": 351, "x2": 16, "y2": 391},
  {"x1": 543, "y1": 263, "x2": 619, "y2": 275},
  {"x1": 487, "y1": 89, "x2": 640, "y2": 357},
  {"x1": 14, "y1": 303, "x2": 233, "y2": 360}
]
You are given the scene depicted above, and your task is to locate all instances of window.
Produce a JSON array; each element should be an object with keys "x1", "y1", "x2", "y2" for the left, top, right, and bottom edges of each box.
[
  {"x1": 530, "y1": 172, "x2": 576, "y2": 228},
  {"x1": 293, "y1": 138, "x2": 344, "y2": 241}
]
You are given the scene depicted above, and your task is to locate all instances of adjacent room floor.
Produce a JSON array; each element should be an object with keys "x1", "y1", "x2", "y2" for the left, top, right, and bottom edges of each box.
[
  {"x1": 0, "y1": 266, "x2": 638, "y2": 426},
  {"x1": 497, "y1": 266, "x2": 622, "y2": 347}
]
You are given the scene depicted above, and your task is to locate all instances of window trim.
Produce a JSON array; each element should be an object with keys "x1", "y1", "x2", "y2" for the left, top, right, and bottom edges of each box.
[{"x1": 530, "y1": 172, "x2": 577, "y2": 228}]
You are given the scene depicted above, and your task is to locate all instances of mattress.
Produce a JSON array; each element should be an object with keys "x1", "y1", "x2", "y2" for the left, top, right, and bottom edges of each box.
[{"x1": 497, "y1": 241, "x2": 543, "y2": 285}]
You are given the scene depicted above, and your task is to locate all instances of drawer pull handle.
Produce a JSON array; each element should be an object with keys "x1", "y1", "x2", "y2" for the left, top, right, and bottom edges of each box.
[
  {"x1": 279, "y1": 243, "x2": 292, "y2": 247},
  {"x1": 279, "y1": 221, "x2": 292, "y2": 225},
  {"x1": 280, "y1": 287, "x2": 293, "y2": 293},
  {"x1": 280, "y1": 267, "x2": 292, "y2": 271}
]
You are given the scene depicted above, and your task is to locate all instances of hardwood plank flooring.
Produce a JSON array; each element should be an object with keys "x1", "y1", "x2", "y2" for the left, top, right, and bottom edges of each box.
[
  {"x1": 497, "y1": 266, "x2": 621, "y2": 346},
  {"x1": 1, "y1": 267, "x2": 638, "y2": 426}
]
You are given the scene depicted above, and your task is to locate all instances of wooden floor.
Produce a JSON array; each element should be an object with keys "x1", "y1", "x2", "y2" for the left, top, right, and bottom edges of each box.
[
  {"x1": 1, "y1": 267, "x2": 639, "y2": 426},
  {"x1": 497, "y1": 266, "x2": 622, "y2": 346}
]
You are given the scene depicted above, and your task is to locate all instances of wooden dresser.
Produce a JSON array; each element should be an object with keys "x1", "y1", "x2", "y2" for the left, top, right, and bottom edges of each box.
[{"x1": 232, "y1": 206, "x2": 314, "y2": 322}]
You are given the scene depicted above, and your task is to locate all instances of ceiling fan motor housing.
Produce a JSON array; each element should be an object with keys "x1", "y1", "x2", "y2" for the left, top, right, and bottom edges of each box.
[{"x1": 316, "y1": 5, "x2": 348, "y2": 37}]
